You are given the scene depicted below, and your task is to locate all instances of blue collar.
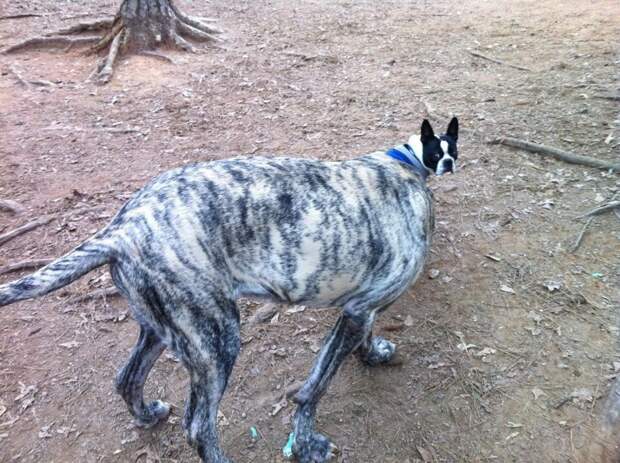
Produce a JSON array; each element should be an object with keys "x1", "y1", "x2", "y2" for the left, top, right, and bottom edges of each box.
[{"x1": 385, "y1": 144, "x2": 429, "y2": 180}]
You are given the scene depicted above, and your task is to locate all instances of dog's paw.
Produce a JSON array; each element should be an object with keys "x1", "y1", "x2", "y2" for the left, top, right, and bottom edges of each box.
[
  {"x1": 135, "y1": 400, "x2": 171, "y2": 428},
  {"x1": 361, "y1": 336, "x2": 397, "y2": 366},
  {"x1": 293, "y1": 431, "x2": 338, "y2": 463}
]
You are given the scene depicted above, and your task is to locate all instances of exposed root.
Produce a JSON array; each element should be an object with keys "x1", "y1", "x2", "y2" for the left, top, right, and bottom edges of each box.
[
  {"x1": 138, "y1": 51, "x2": 175, "y2": 64},
  {"x1": 1, "y1": 1, "x2": 224, "y2": 85},
  {"x1": 89, "y1": 19, "x2": 124, "y2": 54},
  {"x1": 169, "y1": 4, "x2": 223, "y2": 35},
  {"x1": 171, "y1": 31, "x2": 198, "y2": 53},
  {"x1": 2, "y1": 36, "x2": 99, "y2": 54},
  {"x1": 90, "y1": 29, "x2": 124, "y2": 85},
  {"x1": 176, "y1": 20, "x2": 222, "y2": 43},
  {"x1": 50, "y1": 18, "x2": 114, "y2": 36}
]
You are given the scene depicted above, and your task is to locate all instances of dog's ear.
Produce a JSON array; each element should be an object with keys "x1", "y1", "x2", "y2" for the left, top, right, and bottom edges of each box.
[
  {"x1": 420, "y1": 119, "x2": 435, "y2": 143},
  {"x1": 447, "y1": 117, "x2": 459, "y2": 140}
]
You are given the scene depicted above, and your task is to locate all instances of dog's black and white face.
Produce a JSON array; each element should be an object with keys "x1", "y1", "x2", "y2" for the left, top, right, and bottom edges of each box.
[{"x1": 409, "y1": 117, "x2": 459, "y2": 176}]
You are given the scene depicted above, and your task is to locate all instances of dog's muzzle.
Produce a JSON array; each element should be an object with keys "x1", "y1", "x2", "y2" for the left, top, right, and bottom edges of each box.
[{"x1": 436, "y1": 157, "x2": 455, "y2": 176}]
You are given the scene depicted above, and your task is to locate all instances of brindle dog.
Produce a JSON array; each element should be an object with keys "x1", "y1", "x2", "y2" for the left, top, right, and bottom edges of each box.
[{"x1": 0, "y1": 118, "x2": 459, "y2": 463}]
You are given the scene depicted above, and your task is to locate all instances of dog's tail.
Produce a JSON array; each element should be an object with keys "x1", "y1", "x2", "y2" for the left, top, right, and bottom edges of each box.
[{"x1": 0, "y1": 237, "x2": 114, "y2": 307}]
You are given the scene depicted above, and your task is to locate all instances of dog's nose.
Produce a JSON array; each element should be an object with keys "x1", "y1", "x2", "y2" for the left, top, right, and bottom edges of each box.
[{"x1": 444, "y1": 159, "x2": 453, "y2": 172}]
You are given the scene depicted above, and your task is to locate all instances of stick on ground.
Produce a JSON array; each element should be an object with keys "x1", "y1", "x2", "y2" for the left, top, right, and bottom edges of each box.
[
  {"x1": 71, "y1": 286, "x2": 120, "y2": 303},
  {"x1": 468, "y1": 50, "x2": 532, "y2": 72},
  {"x1": 575, "y1": 201, "x2": 620, "y2": 219},
  {"x1": 489, "y1": 138, "x2": 620, "y2": 172},
  {"x1": 0, "y1": 258, "x2": 54, "y2": 275},
  {"x1": 570, "y1": 216, "x2": 594, "y2": 253},
  {"x1": 0, "y1": 199, "x2": 25, "y2": 214},
  {"x1": 0, "y1": 216, "x2": 54, "y2": 246}
]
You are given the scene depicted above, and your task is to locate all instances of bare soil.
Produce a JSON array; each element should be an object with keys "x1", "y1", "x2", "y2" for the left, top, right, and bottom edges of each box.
[{"x1": 0, "y1": 0, "x2": 618, "y2": 462}]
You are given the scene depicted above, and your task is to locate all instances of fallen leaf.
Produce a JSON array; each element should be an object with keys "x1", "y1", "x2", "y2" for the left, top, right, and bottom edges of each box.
[
  {"x1": 505, "y1": 431, "x2": 520, "y2": 440},
  {"x1": 271, "y1": 397, "x2": 288, "y2": 417},
  {"x1": 14, "y1": 383, "x2": 37, "y2": 402},
  {"x1": 286, "y1": 305, "x2": 306, "y2": 314},
  {"x1": 39, "y1": 425, "x2": 53, "y2": 439},
  {"x1": 217, "y1": 410, "x2": 229, "y2": 427},
  {"x1": 527, "y1": 311, "x2": 542, "y2": 324},
  {"x1": 416, "y1": 445, "x2": 432, "y2": 462},
  {"x1": 571, "y1": 388, "x2": 593, "y2": 403},
  {"x1": 457, "y1": 342, "x2": 477, "y2": 352},
  {"x1": 249, "y1": 303, "x2": 279, "y2": 324},
  {"x1": 531, "y1": 387, "x2": 546, "y2": 400},
  {"x1": 525, "y1": 326, "x2": 542, "y2": 336},
  {"x1": 543, "y1": 280, "x2": 562, "y2": 292},
  {"x1": 474, "y1": 347, "x2": 496, "y2": 357},
  {"x1": 59, "y1": 341, "x2": 80, "y2": 349},
  {"x1": 500, "y1": 285, "x2": 515, "y2": 294}
]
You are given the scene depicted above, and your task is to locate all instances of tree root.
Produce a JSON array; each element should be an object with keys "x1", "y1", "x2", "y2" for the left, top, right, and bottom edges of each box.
[
  {"x1": 1, "y1": 2, "x2": 223, "y2": 85},
  {"x1": 50, "y1": 18, "x2": 114, "y2": 36},
  {"x1": 138, "y1": 51, "x2": 176, "y2": 64},
  {"x1": 89, "y1": 28, "x2": 124, "y2": 84},
  {"x1": 2, "y1": 36, "x2": 100, "y2": 54}
]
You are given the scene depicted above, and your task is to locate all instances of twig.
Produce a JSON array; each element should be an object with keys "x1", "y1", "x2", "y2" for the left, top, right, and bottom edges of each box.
[
  {"x1": 0, "y1": 258, "x2": 53, "y2": 275},
  {"x1": 71, "y1": 286, "x2": 119, "y2": 303},
  {"x1": 468, "y1": 50, "x2": 532, "y2": 72},
  {"x1": 0, "y1": 199, "x2": 25, "y2": 214},
  {"x1": 489, "y1": 137, "x2": 620, "y2": 172},
  {"x1": 575, "y1": 201, "x2": 620, "y2": 219},
  {"x1": 553, "y1": 395, "x2": 572, "y2": 409},
  {"x1": 43, "y1": 125, "x2": 143, "y2": 135},
  {"x1": 0, "y1": 216, "x2": 54, "y2": 246},
  {"x1": 570, "y1": 216, "x2": 594, "y2": 253},
  {"x1": 0, "y1": 14, "x2": 43, "y2": 21},
  {"x1": 282, "y1": 50, "x2": 338, "y2": 63},
  {"x1": 7, "y1": 65, "x2": 29, "y2": 88},
  {"x1": 594, "y1": 93, "x2": 620, "y2": 102}
]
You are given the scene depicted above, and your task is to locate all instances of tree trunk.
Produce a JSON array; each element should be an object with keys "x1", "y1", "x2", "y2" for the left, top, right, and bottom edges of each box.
[
  {"x1": 96, "y1": 0, "x2": 220, "y2": 55},
  {"x1": 1, "y1": 0, "x2": 222, "y2": 84}
]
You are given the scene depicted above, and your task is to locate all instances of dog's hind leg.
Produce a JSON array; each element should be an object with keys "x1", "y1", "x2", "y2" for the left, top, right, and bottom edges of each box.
[
  {"x1": 291, "y1": 306, "x2": 375, "y2": 463},
  {"x1": 355, "y1": 304, "x2": 397, "y2": 366},
  {"x1": 115, "y1": 324, "x2": 168, "y2": 428},
  {"x1": 178, "y1": 298, "x2": 240, "y2": 463}
]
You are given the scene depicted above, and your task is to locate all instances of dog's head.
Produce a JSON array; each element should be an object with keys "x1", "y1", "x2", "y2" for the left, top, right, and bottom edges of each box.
[{"x1": 409, "y1": 117, "x2": 459, "y2": 176}]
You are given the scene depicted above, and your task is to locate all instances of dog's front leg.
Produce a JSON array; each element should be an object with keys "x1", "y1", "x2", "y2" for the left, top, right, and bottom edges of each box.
[{"x1": 291, "y1": 308, "x2": 372, "y2": 463}]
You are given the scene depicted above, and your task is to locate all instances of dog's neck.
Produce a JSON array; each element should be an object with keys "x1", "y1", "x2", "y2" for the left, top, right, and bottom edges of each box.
[{"x1": 385, "y1": 138, "x2": 430, "y2": 180}]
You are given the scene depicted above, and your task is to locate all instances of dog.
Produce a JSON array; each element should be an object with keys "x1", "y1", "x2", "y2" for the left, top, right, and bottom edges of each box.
[{"x1": 0, "y1": 117, "x2": 458, "y2": 463}]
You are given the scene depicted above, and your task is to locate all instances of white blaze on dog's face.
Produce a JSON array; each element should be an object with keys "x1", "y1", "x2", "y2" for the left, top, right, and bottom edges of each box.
[{"x1": 408, "y1": 117, "x2": 459, "y2": 176}]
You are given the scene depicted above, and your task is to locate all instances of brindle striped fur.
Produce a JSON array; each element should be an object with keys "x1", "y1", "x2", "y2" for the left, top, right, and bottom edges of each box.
[{"x1": 0, "y1": 119, "x2": 458, "y2": 463}]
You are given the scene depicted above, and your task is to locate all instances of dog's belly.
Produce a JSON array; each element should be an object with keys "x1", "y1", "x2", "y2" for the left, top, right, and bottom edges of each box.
[{"x1": 231, "y1": 195, "x2": 432, "y2": 308}]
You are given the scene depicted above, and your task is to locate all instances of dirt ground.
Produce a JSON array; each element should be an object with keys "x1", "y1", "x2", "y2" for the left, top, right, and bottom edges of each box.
[{"x1": 0, "y1": 0, "x2": 619, "y2": 462}]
